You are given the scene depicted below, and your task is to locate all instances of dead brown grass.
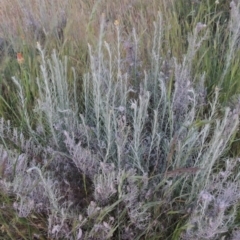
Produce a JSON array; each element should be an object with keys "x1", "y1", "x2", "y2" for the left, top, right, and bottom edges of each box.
[{"x1": 0, "y1": 0, "x2": 176, "y2": 50}]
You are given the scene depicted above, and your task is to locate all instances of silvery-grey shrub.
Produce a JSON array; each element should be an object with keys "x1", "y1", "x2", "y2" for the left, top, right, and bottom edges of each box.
[{"x1": 0, "y1": 12, "x2": 240, "y2": 239}]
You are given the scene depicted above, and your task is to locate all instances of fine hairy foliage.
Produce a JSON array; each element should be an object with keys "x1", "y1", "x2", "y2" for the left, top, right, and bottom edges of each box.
[{"x1": 1, "y1": 0, "x2": 240, "y2": 239}]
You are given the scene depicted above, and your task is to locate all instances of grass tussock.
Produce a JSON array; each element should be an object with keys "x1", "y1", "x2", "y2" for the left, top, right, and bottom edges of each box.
[{"x1": 0, "y1": 0, "x2": 240, "y2": 239}]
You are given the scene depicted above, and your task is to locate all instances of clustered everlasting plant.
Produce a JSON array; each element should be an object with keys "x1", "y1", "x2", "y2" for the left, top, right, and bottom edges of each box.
[{"x1": 0, "y1": 0, "x2": 240, "y2": 239}]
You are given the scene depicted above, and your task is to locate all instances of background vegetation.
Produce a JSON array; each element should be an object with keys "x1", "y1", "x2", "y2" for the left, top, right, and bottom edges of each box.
[{"x1": 0, "y1": 0, "x2": 240, "y2": 239}]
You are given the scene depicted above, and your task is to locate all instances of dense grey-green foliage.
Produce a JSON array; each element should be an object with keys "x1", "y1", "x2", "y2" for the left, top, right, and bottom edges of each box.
[{"x1": 1, "y1": 1, "x2": 240, "y2": 239}]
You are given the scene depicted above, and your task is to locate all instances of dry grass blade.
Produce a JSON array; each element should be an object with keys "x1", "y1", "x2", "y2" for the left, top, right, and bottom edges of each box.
[{"x1": 165, "y1": 167, "x2": 201, "y2": 178}]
